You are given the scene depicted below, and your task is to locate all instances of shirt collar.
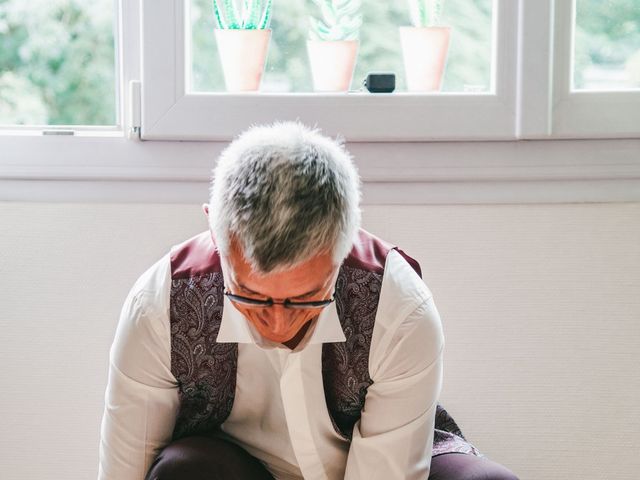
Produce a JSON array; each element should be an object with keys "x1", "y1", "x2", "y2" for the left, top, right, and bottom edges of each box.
[{"x1": 216, "y1": 293, "x2": 346, "y2": 351}]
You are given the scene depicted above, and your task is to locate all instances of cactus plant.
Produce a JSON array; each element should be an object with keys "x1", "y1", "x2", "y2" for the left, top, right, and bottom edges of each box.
[
  {"x1": 308, "y1": 0, "x2": 363, "y2": 42},
  {"x1": 407, "y1": 0, "x2": 444, "y2": 27},
  {"x1": 213, "y1": 0, "x2": 273, "y2": 29}
]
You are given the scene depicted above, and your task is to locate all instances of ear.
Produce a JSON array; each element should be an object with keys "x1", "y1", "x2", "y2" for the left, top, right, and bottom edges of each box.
[{"x1": 202, "y1": 203, "x2": 210, "y2": 218}]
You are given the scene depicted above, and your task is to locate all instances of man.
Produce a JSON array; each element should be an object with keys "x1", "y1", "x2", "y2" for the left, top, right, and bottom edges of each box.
[{"x1": 99, "y1": 121, "x2": 518, "y2": 479}]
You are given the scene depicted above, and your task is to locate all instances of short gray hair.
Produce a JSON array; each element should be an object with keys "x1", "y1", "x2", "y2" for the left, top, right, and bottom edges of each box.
[{"x1": 208, "y1": 120, "x2": 362, "y2": 274}]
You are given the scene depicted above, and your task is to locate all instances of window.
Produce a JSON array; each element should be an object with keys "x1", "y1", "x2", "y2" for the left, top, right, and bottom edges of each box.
[
  {"x1": 1, "y1": 1, "x2": 638, "y2": 139},
  {"x1": 0, "y1": 0, "x2": 118, "y2": 128},
  {"x1": 550, "y1": 0, "x2": 640, "y2": 138},
  {"x1": 143, "y1": 0, "x2": 515, "y2": 141}
]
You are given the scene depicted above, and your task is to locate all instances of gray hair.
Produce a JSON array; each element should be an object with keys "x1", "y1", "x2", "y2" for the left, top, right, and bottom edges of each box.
[{"x1": 208, "y1": 120, "x2": 362, "y2": 275}]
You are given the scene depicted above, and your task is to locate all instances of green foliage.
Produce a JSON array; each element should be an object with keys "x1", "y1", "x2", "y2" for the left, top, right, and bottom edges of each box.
[
  {"x1": 213, "y1": 0, "x2": 273, "y2": 29},
  {"x1": 308, "y1": 0, "x2": 363, "y2": 41},
  {"x1": 408, "y1": 0, "x2": 444, "y2": 27},
  {"x1": 574, "y1": 0, "x2": 640, "y2": 88},
  {"x1": 438, "y1": 0, "x2": 491, "y2": 91},
  {"x1": 0, "y1": 0, "x2": 116, "y2": 125}
]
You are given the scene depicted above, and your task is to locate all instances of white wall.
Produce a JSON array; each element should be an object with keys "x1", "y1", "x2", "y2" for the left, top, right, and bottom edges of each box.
[{"x1": 0, "y1": 201, "x2": 638, "y2": 479}]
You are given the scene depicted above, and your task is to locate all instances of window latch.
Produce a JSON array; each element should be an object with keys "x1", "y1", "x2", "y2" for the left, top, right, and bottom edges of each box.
[{"x1": 128, "y1": 80, "x2": 142, "y2": 140}]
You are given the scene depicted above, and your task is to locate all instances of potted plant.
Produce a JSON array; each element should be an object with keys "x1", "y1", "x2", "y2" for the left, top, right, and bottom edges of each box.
[
  {"x1": 307, "y1": 0, "x2": 363, "y2": 92},
  {"x1": 400, "y1": 0, "x2": 451, "y2": 91},
  {"x1": 213, "y1": 0, "x2": 273, "y2": 91}
]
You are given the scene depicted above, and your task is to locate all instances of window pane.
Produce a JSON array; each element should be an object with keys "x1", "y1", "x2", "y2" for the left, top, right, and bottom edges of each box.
[
  {"x1": 190, "y1": 0, "x2": 493, "y2": 93},
  {"x1": 574, "y1": 0, "x2": 640, "y2": 90},
  {"x1": 0, "y1": 0, "x2": 117, "y2": 126}
]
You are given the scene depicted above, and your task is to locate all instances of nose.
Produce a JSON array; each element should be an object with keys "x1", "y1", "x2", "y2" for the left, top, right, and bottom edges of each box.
[{"x1": 264, "y1": 304, "x2": 295, "y2": 336}]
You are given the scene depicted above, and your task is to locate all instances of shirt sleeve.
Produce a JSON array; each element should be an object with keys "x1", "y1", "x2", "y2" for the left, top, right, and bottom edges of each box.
[
  {"x1": 98, "y1": 256, "x2": 180, "y2": 480},
  {"x1": 343, "y1": 295, "x2": 445, "y2": 480}
]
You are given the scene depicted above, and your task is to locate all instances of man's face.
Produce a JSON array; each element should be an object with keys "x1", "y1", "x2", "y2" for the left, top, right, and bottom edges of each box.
[{"x1": 220, "y1": 235, "x2": 339, "y2": 346}]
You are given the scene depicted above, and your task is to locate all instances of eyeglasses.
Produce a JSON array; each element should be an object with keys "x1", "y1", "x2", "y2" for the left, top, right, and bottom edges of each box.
[{"x1": 224, "y1": 290, "x2": 335, "y2": 310}]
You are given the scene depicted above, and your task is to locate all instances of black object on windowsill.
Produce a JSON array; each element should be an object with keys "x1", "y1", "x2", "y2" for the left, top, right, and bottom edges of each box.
[{"x1": 363, "y1": 73, "x2": 395, "y2": 93}]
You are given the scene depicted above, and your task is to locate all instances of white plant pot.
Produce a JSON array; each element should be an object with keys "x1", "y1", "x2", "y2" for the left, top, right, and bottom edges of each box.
[
  {"x1": 399, "y1": 26, "x2": 451, "y2": 92},
  {"x1": 215, "y1": 29, "x2": 271, "y2": 92},
  {"x1": 307, "y1": 39, "x2": 359, "y2": 92}
]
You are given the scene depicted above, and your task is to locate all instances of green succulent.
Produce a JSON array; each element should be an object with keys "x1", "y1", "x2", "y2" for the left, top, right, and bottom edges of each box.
[
  {"x1": 308, "y1": 0, "x2": 363, "y2": 41},
  {"x1": 407, "y1": 0, "x2": 444, "y2": 27},
  {"x1": 213, "y1": 0, "x2": 273, "y2": 29}
]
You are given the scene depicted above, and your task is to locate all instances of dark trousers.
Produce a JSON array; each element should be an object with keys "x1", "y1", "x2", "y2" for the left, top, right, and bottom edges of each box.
[{"x1": 145, "y1": 435, "x2": 520, "y2": 480}]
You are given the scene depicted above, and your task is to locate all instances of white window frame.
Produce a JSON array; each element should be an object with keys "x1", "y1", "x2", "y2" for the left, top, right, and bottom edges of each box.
[{"x1": 140, "y1": 0, "x2": 520, "y2": 141}]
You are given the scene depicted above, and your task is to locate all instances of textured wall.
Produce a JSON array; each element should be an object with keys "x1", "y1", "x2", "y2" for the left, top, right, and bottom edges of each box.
[{"x1": 0, "y1": 202, "x2": 638, "y2": 479}]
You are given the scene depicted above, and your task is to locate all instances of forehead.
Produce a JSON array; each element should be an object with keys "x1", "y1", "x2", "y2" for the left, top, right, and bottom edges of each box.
[{"x1": 223, "y1": 237, "x2": 336, "y2": 297}]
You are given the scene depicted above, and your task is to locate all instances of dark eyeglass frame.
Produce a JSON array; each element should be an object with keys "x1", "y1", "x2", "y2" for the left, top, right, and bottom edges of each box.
[{"x1": 224, "y1": 290, "x2": 335, "y2": 310}]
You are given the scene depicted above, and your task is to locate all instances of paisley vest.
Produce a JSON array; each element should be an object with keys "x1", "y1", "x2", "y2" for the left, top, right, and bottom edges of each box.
[{"x1": 168, "y1": 228, "x2": 483, "y2": 458}]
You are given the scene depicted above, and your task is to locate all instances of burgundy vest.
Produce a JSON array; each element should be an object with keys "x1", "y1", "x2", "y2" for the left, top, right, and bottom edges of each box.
[
  {"x1": 168, "y1": 228, "x2": 483, "y2": 457},
  {"x1": 168, "y1": 228, "x2": 419, "y2": 440}
]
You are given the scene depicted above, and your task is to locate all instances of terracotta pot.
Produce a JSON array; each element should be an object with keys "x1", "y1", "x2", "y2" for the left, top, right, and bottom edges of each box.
[
  {"x1": 307, "y1": 39, "x2": 359, "y2": 92},
  {"x1": 399, "y1": 26, "x2": 451, "y2": 92},
  {"x1": 214, "y1": 29, "x2": 271, "y2": 92}
]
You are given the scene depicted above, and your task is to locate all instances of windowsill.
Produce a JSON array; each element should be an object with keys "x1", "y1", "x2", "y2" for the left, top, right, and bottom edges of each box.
[
  {"x1": 1, "y1": 135, "x2": 639, "y2": 204},
  {"x1": 140, "y1": 91, "x2": 516, "y2": 142},
  {"x1": 181, "y1": 91, "x2": 493, "y2": 96}
]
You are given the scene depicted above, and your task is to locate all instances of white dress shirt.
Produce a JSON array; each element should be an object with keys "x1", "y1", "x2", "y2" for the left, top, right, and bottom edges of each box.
[{"x1": 99, "y1": 248, "x2": 445, "y2": 480}]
